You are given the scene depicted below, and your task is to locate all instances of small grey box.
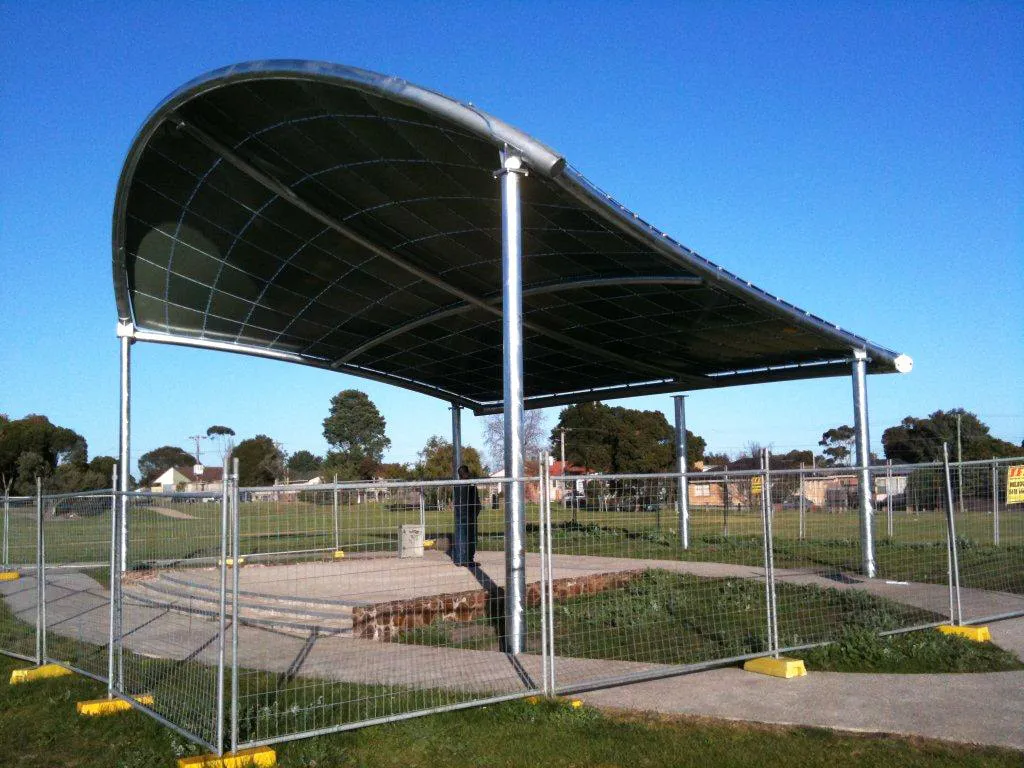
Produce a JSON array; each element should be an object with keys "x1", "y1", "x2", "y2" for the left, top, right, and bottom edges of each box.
[{"x1": 399, "y1": 524, "x2": 425, "y2": 558}]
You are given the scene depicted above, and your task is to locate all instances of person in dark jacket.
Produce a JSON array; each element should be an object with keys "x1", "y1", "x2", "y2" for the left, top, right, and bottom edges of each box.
[{"x1": 452, "y1": 464, "x2": 481, "y2": 566}]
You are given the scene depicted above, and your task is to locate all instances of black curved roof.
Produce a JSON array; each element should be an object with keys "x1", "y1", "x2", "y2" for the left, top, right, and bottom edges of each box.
[{"x1": 113, "y1": 60, "x2": 910, "y2": 414}]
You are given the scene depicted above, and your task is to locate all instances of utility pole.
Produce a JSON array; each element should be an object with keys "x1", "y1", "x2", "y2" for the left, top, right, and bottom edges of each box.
[
  {"x1": 559, "y1": 427, "x2": 568, "y2": 503},
  {"x1": 188, "y1": 435, "x2": 207, "y2": 471}
]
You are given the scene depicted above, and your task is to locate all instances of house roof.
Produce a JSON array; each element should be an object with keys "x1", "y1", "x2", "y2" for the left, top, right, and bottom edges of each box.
[
  {"x1": 113, "y1": 61, "x2": 911, "y2": 415},
  {"x1": 550, "y1": 460, "x2": 594, "y2": 477},
  {"x1": 176, "y1": 465, "x2": 224, "y2": 482}
]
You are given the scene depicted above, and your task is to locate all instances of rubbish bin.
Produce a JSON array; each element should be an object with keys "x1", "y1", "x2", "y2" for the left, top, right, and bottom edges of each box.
[{"x1": 399, "y1": 524, "x2": 425, "y2": 558}]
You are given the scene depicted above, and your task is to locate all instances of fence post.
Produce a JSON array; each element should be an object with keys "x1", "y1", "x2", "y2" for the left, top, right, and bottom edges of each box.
[
  {"x1": 2, "y1": 491, "x2": 8, "y2": 568},
  {"x1": 231, "y1": 458, "x2": 240, "y2": 755},
  {"x1": 991, "y1": 459, "x2": 1000, "y2": 546},
  {"x1": 108, "y1": 464, "x2": 119, "y2": 698},
  {"x1": 759, "y1": 450, "x2": 779, "y2": 657},
  {"x1": 798, "y1": 464, "x2": 806, "y2": 541},
  {"x1": 332, "y1": 474, "x2": 340, "y2": 551},
  {"x1": 851, "y1": 351, "x2": 876, "y2": 578},
  {"x1": 35, "y1": 477, "x2": 43, "y2": 666},
  {"x1": 886, "y1": 460, "x2": 894, "y2": 539},
  {"x1": 216, "y1": 458, "x2": 229, "y2": 755},
  {"x1": 942, "y1": 444, "x2": 962, "y2": 626}
]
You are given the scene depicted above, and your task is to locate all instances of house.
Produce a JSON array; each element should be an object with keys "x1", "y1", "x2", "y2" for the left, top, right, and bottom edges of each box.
[{"x1": 150, "y1": 465, "x2": 224, "y2": 494}]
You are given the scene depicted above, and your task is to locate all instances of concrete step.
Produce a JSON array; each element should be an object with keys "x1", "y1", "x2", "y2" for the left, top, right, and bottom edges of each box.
[{"x1": 122, "y1": 575, "x2": 354, "y2": 637}]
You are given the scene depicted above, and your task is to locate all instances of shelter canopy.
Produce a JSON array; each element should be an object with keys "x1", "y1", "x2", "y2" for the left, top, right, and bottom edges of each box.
[{"x1": 113, "y1": 61, "x2": 910, "y2": 414}]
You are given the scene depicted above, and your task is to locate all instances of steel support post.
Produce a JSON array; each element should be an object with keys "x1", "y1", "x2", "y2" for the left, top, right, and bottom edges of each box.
[
  {"x1": 851, "y1": 351, "x2": 876, "y2": 578},
  {"x1": 35, "y1": 477, "x2": 43, "y2": 665},
  {"x1": 498, "y1": 148, "x2": 527, "y2": 655},
  {"x1": 451, "y1": 405, "x2": 463, "y2": 479},
  {"x1": 798, "y1": 465, "x2": 806, "y2": 540},
  {"x1": 886, "y1": 460, "x2": 894, "y2": 538},
  {"x1": 673, "y1": 395, "x2": 690, "y2": 549},
  {"x1": 117, "y1": 323, "x2": 133, "y2": 573}
]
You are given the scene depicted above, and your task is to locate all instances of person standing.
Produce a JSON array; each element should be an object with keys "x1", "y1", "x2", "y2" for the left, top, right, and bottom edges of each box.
[{"x1": 452, "y1": 464, "x2": 481, "y2": 566}]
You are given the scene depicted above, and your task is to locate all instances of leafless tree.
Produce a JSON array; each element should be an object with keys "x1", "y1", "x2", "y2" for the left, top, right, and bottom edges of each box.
[{"x1": 482, "y1": 411, "x2": 550, "y2": 473}]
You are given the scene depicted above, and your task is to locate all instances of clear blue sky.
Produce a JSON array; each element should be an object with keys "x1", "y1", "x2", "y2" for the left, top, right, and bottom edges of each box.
[{"x1": 1, "y1": 2, "x2": 1021, "y2": 473}]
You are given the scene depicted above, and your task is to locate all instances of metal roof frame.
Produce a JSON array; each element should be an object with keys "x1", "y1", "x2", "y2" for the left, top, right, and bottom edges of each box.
[{"x1": 113, "y1": 60, "x2": 911, "y2": 415}]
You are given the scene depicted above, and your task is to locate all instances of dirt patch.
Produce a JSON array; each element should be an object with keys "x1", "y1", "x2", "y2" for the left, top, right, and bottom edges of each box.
[{"x1": 149, "y1": 506, "x2": 195, "y2": 520}]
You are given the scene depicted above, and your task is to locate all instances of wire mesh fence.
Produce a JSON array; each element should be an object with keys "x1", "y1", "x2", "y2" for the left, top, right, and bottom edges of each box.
[
  {"x1": 0, "y1": 495, "x2": 37, "y2": 662},
  {"x1": 2, "y1": 454, "x2": 1022, "y2": 754}
]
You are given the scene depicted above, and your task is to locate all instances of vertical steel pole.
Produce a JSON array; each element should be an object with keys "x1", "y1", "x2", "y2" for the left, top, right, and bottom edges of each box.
[
  {"x1": 216, "y1": 458, "x2": 229, "y2": 755},
  {"x1": 992, "y1": 459, "x2": 1000, "y2": 546},
  {"x1": 35, "y1": 477, "x2": 43, "y2": 665},
  {"x1": 2, "y1": 493, "x2": 8, "y2": 568},
  {"x1": 673, "y1": 395, "x2": 690, "y2": 550},
  {"x1": 886, "y1": 460, "x2": 894, "y2": 538},
  {"x1": 498, "y1": 147, "x2": 527, "y2": 655},
  {"x1": 942, "y1": 444, "x2": 962, "y2": 625},
  {"x1": 332, "y1": 474, "x2": 340, "y2": 552},
  {"x1": 851, "y1": 351, "x2": 876, "y2": 578},
  {"x1": 798, "y1": 464, "x2": 806, "y2": 540},
  {"x1": 538, "y1": 453, "x2": 550, "y2": 696},
  {"x1": 418, "y1": 485, "x2": 426, "y2": 529},
  {"x1": 231, "y1": 458, "x2": 240, "y2": 755},
  {"x1": 117, "y1": 324, "x2": 133, "y2": 574},
  {"x1": 107, "y1": 464, "x2": 118, "y2": 697},
  {"x1": 451, "y1": 405, "x2": 463, "y2": 479}
]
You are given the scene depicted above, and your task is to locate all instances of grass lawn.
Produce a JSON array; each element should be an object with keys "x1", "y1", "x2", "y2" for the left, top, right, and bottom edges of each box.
[{"x1": 2, "y1": 654, "x2": 1023, "y2": 768}]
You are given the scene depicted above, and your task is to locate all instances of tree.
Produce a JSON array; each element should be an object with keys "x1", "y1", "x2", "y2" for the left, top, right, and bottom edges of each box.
[
  {"x1": 415, "y1": 436, "x2": 485, "y2": 480},
  {"x1": 205, "y1": 425, "x2": 236, "y2": 462},
  {"x1": 549, "y1": 402, "x2": 705, "y2": 474},
  {"x1": 322, "y1": 390, "x2": 390, "y2": 478},
  {"x1": 286, "y1": 450, "x2": 323, "y2": 481},
  {"x1": 138, "y1": 445, "x2": 196, "y2": 487},
  {"x1": 0, "y1": 414, "x2": 89, "y2": 494},
  {"x1": 234, "y1": 435, "x2": 284, "y2": 486},
  {"x1": 882, "y1": 409, "x2": 1020, "y2": 464},
  {"x1": 818, "y1": 425, "x2": 856, "y2": 467},
  {"x1": 482, "y1": 410, "x2": 549, "y2": 472}
]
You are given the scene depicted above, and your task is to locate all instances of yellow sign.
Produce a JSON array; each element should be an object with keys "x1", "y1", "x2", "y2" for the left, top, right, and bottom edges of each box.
[
  {"x1": 1008, "y1": 466, "x2": 1024, "y2": 505},
  {"x1": 751, "y1": 476, "x2": 763, "y2": 495}
]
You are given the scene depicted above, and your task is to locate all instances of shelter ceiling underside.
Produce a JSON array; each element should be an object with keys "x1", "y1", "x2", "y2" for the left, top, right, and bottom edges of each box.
[{"x1": 117, "y1": 72, "x2": 900, "y2": 411}]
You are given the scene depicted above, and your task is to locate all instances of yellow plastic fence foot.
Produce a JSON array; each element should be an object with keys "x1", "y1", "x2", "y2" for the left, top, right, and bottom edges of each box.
[
  {"x1": 0, "y1": 570, "x2": 20, "y2": 582},
  {"x1": 332, "y1": 550, "x2": 346, "y2": 559},
  {"x1": 743, "y1": 656, "x2": 807, "y2": 679},
  {"x1": 177, "y1": 746, "x2": 276, "y2": 768},
  {"x1": 9, "y1": 663, "x2": 74, "y2": 685},
  {"x1": 423, "y1": 539, "x2": 436, "y2": 549},
  {"x1": 76, "y1": 694, "x2": 154, "y2": 716},
  {"x1": 217, "y1": 557, "x2": 246, "y2": 567},
  {"x1": 938, "y1": 624, "x2": 992, "y2": 642}
]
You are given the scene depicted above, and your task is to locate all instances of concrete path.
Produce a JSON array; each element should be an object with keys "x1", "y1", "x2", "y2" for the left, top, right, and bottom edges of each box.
[{"x1": 3, "y1": 553, "x2": 1023, "y2": 752}]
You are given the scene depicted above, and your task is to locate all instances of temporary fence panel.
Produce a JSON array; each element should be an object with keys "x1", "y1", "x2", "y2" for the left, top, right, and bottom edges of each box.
[
  {"x1": 955, "y1": 459, "x2": 1024, "y2": 624},
  {"x1": 767, "y1": 465, "x2": 942, "y2": 654},
  {"x1": 114, "y1": 488, "x2": 227, "y2": 752},
  {"x1": 231, "y1": 476, "x2": 542, "y2": 751},
  {"x1": 41, "y1": 490, "x2": 117, "y2": 680},
  {"x1": 0, "y1": 495, "x2": 37, "y2": 662},
  {"x1": 541, "y1": 468, "x2": 775, "y2": 694}
]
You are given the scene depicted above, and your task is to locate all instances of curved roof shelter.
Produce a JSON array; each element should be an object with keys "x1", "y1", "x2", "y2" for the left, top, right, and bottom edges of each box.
[{"x1": 113, "y1": 60, "x2": 911, "y2": 415}]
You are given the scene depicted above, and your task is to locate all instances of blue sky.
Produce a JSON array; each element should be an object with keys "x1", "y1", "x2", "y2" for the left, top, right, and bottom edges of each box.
[{"x1": 1, "y1": 2, "x2": 1021, "y2": 473}]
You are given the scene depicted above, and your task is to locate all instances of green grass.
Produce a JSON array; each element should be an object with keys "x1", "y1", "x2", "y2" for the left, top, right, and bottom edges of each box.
[
  {"x1": 802, "y1": 627, "x2": 1024, "y2": 673},
  {"x1": 2, "y1": 654, "x2": 1022, "y2": 768},
  {"x1": 399, "y1": 570, "x2": 943, "y2": 663}
]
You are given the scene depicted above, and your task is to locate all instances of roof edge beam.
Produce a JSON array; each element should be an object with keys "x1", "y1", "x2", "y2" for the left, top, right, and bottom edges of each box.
[
  {"x1": 336, "y1": 274, "x2": 703, "y2": 364},
  {"x1": 130, "y1": 328, "x2": 482, "y2": 411}
]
